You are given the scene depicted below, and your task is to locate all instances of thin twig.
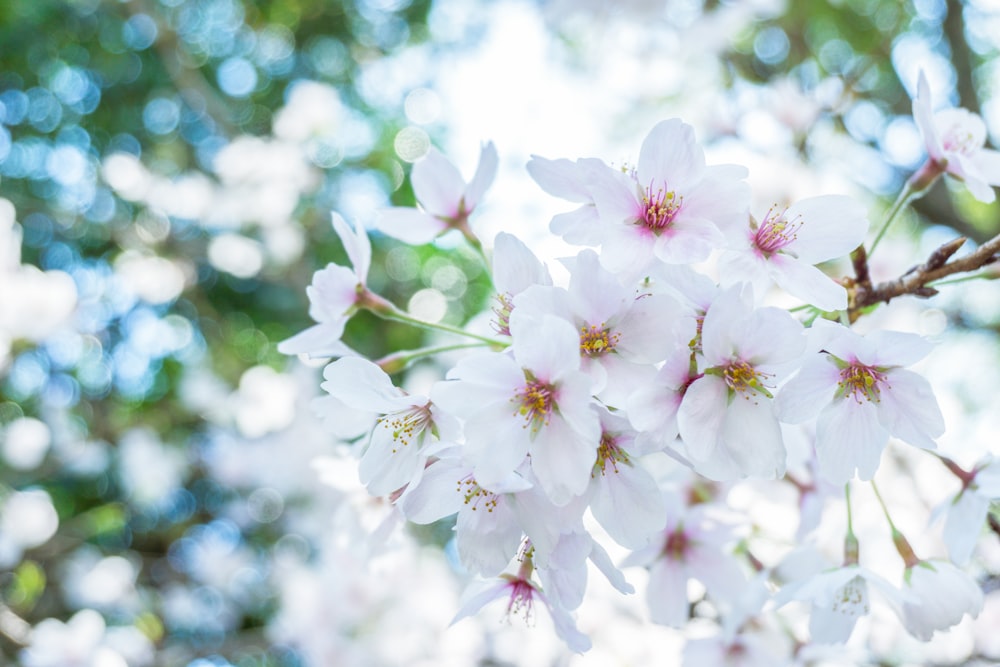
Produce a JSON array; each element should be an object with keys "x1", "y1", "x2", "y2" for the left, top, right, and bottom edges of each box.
[{"x1": 848, "y1": 232, "x2": 1000, "y2": 322}]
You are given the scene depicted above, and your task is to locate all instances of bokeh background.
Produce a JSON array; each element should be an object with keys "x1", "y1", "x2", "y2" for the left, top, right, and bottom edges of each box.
[{"x1": 2, "y1": 0, "x2": 1000, "y2": 665}]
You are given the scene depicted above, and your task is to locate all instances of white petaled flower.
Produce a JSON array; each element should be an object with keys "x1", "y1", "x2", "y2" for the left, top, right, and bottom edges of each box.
[
  {"x1": 515, "y1": 249, "x2": 687, "y2": 407},
  {"x1": 622, "y1": 496, "x2": 746, "y2": 627},
  {"x1": 451, "y1": 558, "x2": 592, "y2": 653},
  {"x1": 937, "y1": 456, "x2": 1000, "y2": 565},
  {"x1": 776, "y1": 565, "x2": 907, "y2": 644},
  {"x1": 677, "y1": 285, "x2": 804, "y2": 480},
  {"x1": 586, "y1": 408, "x2": 667, "y2": 549},
  {"x1": 912, "y1": 71, "x2": 1000, "y2": 202},
  {"x1": 583, "y1": 119, "x2": 750, "y2": 275},
  {"x1": 896, "y1": 559, "x2": 983, "y2": 641},
  {"x1": 718, "y1": 195, "x2": 869, "y2": 311},
  {"x1": 375, "y1": 142, "x2": 498, "y2": 245},
  {"x1": 320, "y1": 357, "x2": 458, "y2": 496},
  {"x1": 526, "y1": 155, "x2": 606, "y2": 245},
  {"x1": 490, "y1": 231, "x2": 553, "y2": 337},
  {"x1": 278, "y1": 212, "x2": 370, "y2": 358},
  {"x1": 432, "y1": 312, "x2": 600, "y2": 506},
  {"x1": 776, "y1": 321, "x2": 944, "y2": 484}
]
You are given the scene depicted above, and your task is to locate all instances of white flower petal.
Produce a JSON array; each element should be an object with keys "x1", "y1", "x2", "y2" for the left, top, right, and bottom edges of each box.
[
  {"x1": 373, "y1": 206, "x2": 447, "y2": 245},
  {"x1": 816, "y1": 399, "x2": 887, "y2": 484},
  {"x1": 463, "y1": 141, "x2": 498, "y2": 211},
  {"x1": 411, "y1": 148, "x2": 465, "y2": 217},
  {"x1": 878, "y1": 368, "x2": 944, "y2": 450}
]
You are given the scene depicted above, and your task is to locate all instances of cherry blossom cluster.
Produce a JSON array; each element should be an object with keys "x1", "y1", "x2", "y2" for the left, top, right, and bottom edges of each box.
[{"x1": 283, "y1": 75, "x2": 1000, "y2": 656}]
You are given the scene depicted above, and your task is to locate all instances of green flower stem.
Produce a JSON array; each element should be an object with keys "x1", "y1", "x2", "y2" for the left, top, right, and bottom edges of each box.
[
  {"x1": 868, "y1": 182, "x2": 915, "y2": 256},
  {"x1": 870, "y1": 479, "x2": 920, "y2": 567},
  {"x1": 360, "y1": 289, "x2": 507, "y2": 347},
  {"x1": 844, "y1": 483, "x2": 859, "y2": 565},
  {"x1": 375, "y1": 342, "x2": 493, "y2": 374}
]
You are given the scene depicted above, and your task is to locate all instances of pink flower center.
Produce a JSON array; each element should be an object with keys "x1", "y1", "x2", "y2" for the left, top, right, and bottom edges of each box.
[
  {"x1": 579, "y1": 323, "x2": 620, "y2": 357},
  {"x1": 492, "y1": 292, "x2": 514, "y2": 336},
  {"x1": 941, "y1": 125, "x2": 981, "y2": 156},
  {"x1": 456, "y1": 475, "x2": 499, "y2": 512},
  {"x1": 837, "y1": 362, "x2": 888, "y2": 403},
  {"x1": 513, "y1": 377, "x2": 555, "y2": 432},
  {"x1": 641, "y1": 183, "x2": 683, "y2": 233},
  {"x1": 752, "y1": 206, "x2": 802, "y2": 256},
  {"x1": 662, "y1": 526, "x2": 692, "y2": 561},
  {"x1": 502, "y1": 576, "x2": 537, "y2": 622}
]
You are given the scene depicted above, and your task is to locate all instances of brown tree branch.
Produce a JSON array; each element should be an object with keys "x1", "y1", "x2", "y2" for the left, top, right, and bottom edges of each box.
[{"x1": 848, "y1": 233, "x2": 1000, "y2": 322}]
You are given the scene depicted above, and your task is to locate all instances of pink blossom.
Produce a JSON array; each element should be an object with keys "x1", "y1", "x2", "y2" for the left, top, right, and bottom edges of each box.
[{"x1": 375, "y1": 142, "x2": 498, "y2": 244}]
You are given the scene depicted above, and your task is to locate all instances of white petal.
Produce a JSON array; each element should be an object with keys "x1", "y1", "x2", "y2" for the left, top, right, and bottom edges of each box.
[
  {"x1": 451, "y1": 579, "x2": 509, "y2": 625},
  {"x1": 719, "y1": 395, "x2": 785, "y2": 479},
  {"x1": 321, "y1": 356, "x2": 409, "y2": 411},
  {"x1": 809, "y1": 576, "x2": 867, "y2": 644},
  {"x1": 492, "y1": 232, "x2": 552, "y2": 296},
  {"x1": 276, "y1": 320, "x2": 348, "y2": 357},
  {"x1": 652, "y1": 216, "x2": 721, "y2": 265},
  {"x1": 677, "y1": 376, "x2": 729, "y2": 465},
  {"x1": 509, "y1": 312, "x2": 581, "y2": 381},
  {"x1": 330, "y1": 212, "x2": 371, "y2": 279},
  {"x1": 526, "y1": 155, "x2": 593, "y2": 202},
  {"x1": 636, "y1": 119, "x2": 705, "y2": 189},
  {"x1": 865, "y1": 330, "x2": 934, "y2": 366},
  {"x1": 877, "y1": 368, "x2": 944, "y2": 449},
  {"x1": 784, "y1": 195, "x2": 869, "y2": 263},
  {"x1": 942, "y1": 490, "x2": 989, "y2": 565},
  {"x1": 530, "y1": 415, "x2": 598, "y2": 506},
  {"x1": 816, "y1": 399, "x2": 887, "y2": 484},
  {"x1": 373, "y1": 207, "x2": 447, "y2": 245},
  {"x1": 463, "y1": 141, "x2": 498, "y2": 211},
  {"x1": 768, "y1": 254, "x2": 848, "y2": 312},
  {"x1": 549, "y1": 205, "x2": 603, "y2": 245},
  {"x1": 411, "y1": 148, "x2": 465, "y2": 217},
  {"x1": 591, "y1": 458, "x2": 667, "y2": 548},
  {"x1": 647, "y1": 560, "x2": 690, "y2": 627},
  {"x1": 913, "y1": 71, "x2": 943, "y2": 161},
  {"x1": 970, "y1": 147, "x2": 1000, "y2": 186},
  {"x1": 775, "y1": 356, "x2": 840, "y2": 424},
  {"x1": 398, "y1": 458, "x2": 466, "y2": 523}
]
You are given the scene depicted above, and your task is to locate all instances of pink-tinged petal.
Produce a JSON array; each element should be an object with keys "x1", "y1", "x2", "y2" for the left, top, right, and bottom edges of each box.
[
  {"x1": 943, "y1": 490, "x2": 989, "y2": 566},
  {"x1": 450, "y1": 579, "x2": 510, "y2": 625},
  {"x1": 877, "y1": 368, "x2": 944, "y2": 449},
  {"x1": 492, "y1": 232, "x2": 552, "y2": 296},
  {"x1": 411, "y1": 148, "x2": 465, "y2": 217},
  {"x1": 549, "y1": 206, "x2": 603, "y2": 245},
  {"x1": 330, "y1": 212, "x2": 371, "y2": 279},
  {"x1": 914, "y1": 72, "x2": 943, "y2": 161},
  {"x1": 373, "y1": 206, "x2": 447, "y2": 245},
  {"x1": 463, "y1": 141, "x2": 498, "y2": 211},
  {"x1": 719, "y1": 396, "x2": 785, "y2": 479},
  {"x1": 647, "y1": 559, "x2": 690, "y2": 627},
  {"x1": 775, "y1": 356, "x2": 840, "y2": 424},
  {"x1": 321, "y1": 357, "x2": 410, "y2": 411},
  {"x1": 588, "y1": 165, "x2": 643, "y2": 223},
  {"x1": 591, "y1": 458, "x2": 666, "y2": 548},
  {"x1": 526, "y1": 155, "x2": 593, "y2": 202},
  {"x1": 970, "y1": 147, "x2": 1000, "y2": 186},
  {"x1": 276, "y1": 320, "x2": 347, "y2": 357},
  {"x1": 768, "y1": 254, "x2": 848, "y2": 312},
  {"x1": 809, "y1": 576, "x2": 867, "y2": 644},
  {"x1": 865, "y1": 330, "x2": 934, "y2": 367},
  {"x1": 530, "y1": 415, "x2": 598, "y2": 506},
  {"x1": 306, "y1": 263, "x2": 359, "y2": 321},
  {"x1": 784, "y1": 195, "x2": 870, "y2": 263},
  {"x1": 677, "y1": 376, "x2": 729, "y2": 465},
  {"x1": 398, "y1": 458, "x2": 466, "y2": 523},
  {"x1": 509, "y1": 312, "x2": 582, "y2": 381},
  {"x1": 652, "y1": 217, "x2": 722, "y2": 265},
  {"x1": 816, "y1": 399, "x2": 887, "y2": 484},
  {"x1": 636, "y1": 119, "x2": 706, "y2": 190}
]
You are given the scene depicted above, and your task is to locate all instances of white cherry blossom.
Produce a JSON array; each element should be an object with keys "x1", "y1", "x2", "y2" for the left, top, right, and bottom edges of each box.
[{"x1": 896, "y1": 559, "x2": 983, "y2": 641}]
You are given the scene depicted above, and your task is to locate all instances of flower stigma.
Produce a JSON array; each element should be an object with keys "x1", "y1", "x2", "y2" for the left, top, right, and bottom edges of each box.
[
  {"x1": 513, "y1": 373, "x2": 556, "y2": 433},
  {"x1": 752, "y1": 206, "x2": 802, "y2": 257},
  {"x1": 592, "y1": 432, "x2": 630, "y2": 477},
  {"x1": 579, "y1": 323, "x2": 620, "y2": 357},
  {"x1": 837, "y1": 362, "x2": 889, "y2": 403},
  {"x1": 641, "y1": 182, "x2": 683, "y2": 233}
]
